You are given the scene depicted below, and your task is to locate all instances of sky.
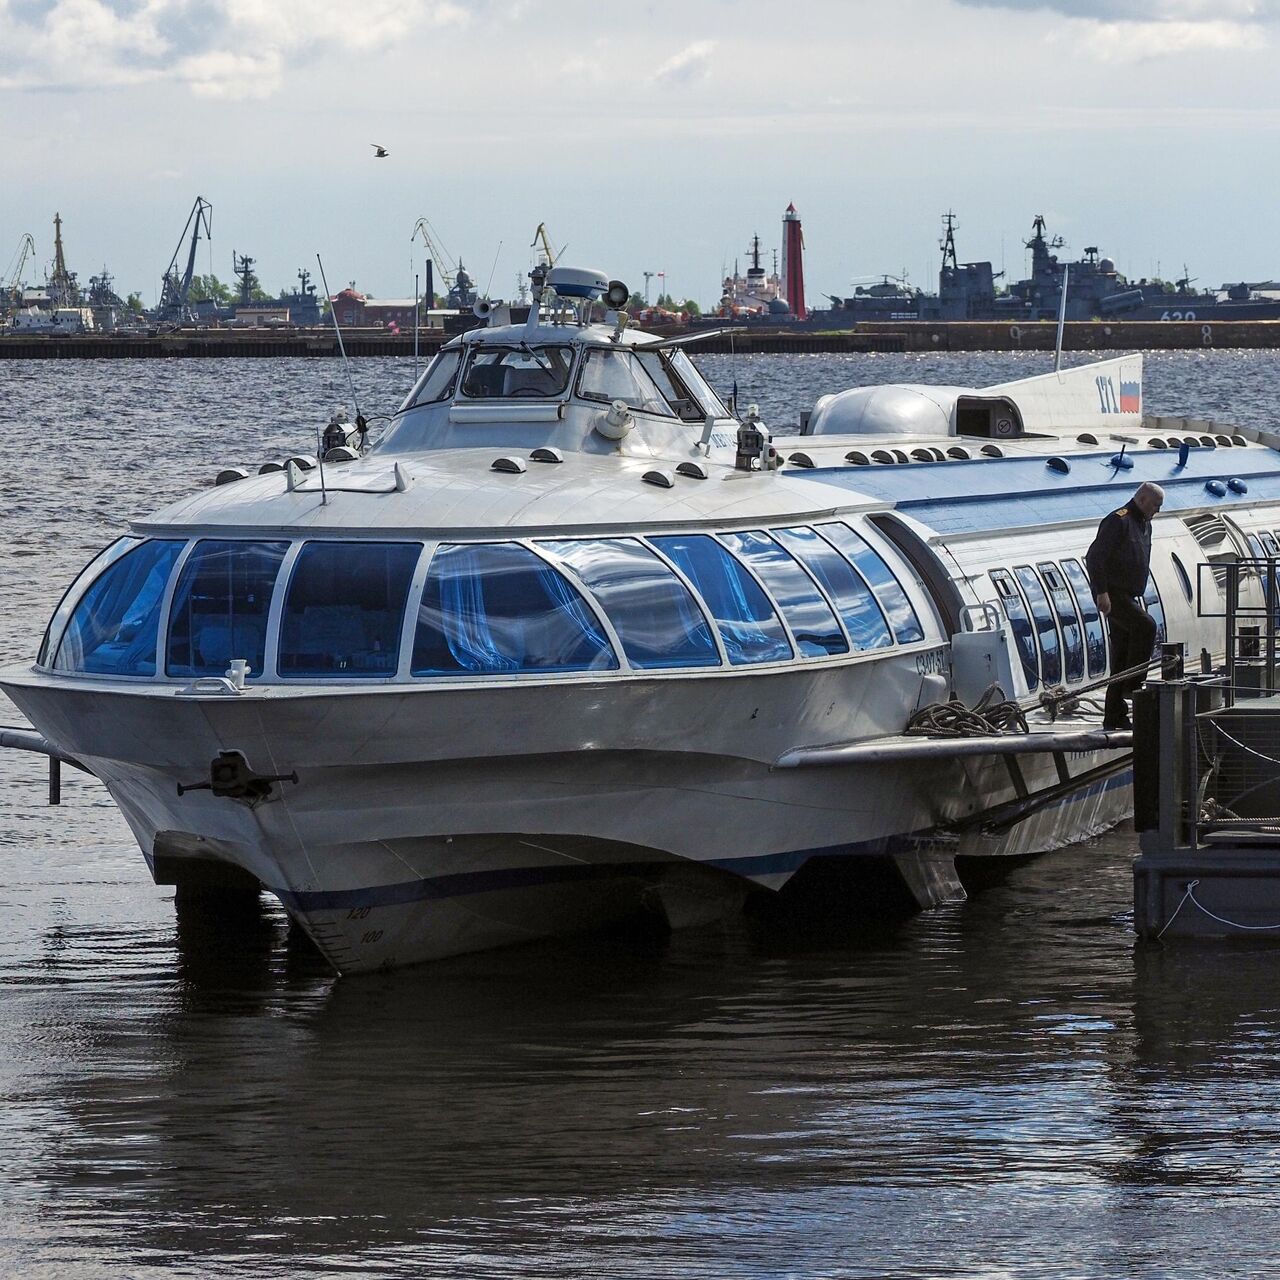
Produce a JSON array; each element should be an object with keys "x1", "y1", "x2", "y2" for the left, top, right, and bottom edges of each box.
[{"x1": 2, "y1": 0, "x2": 1278, "y2": 309}]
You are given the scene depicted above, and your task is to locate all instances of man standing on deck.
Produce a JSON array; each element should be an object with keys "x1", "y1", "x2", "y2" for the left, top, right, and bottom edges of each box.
[{"x1": 1086, "y1": 481, "x2": 1164, "y2": 731}]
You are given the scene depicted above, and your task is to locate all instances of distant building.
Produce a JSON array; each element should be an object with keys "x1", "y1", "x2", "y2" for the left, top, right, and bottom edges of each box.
[
  {"x1": 229, "y1": 305, "x2": 292, "y2": 328},
  {"x1": 328, "y1": 288, "x2": 456, "y2": 330}
]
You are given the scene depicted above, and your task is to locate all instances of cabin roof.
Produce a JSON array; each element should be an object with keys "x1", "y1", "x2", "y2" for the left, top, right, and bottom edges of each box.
[{"x1": 135, "y1": 446, "x2": 864, "y2": 538}]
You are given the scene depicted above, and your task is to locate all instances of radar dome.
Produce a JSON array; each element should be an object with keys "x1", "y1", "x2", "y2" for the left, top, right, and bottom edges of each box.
[
  {"x1": 767, "y1": 298, "x2": 790, "y2": 315},
  {"x1": 1099, "y1": 257, "x2": 1116, "y2": 273}
]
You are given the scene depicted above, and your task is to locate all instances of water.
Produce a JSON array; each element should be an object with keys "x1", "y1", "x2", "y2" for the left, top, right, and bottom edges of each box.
[{"x1": 4, "y1": 351, "x2": 1280, "y2": 1277}]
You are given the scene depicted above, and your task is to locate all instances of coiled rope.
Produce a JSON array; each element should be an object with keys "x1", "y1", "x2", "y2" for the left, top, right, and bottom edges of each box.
[{"x1": 905, "y1": 683, "x2": 1029, "y2": 738}]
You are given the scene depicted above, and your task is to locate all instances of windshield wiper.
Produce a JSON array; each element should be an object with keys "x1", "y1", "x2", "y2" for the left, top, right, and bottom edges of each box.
[{"x1": 518, "y1": 342, "x2": 553, "y2": 371}]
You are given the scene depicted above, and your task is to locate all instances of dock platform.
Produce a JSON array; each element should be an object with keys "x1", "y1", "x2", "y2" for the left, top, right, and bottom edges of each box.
[{"x1": 1134, "y1": 563, "x2": 1280, "y2": 941}]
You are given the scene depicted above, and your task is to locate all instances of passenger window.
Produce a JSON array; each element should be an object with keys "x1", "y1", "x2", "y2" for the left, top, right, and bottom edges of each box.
[
  {"x1": 1037, "y1": 562, "x2": 1084, "y2": 683},
  {"x1": 406, "y1": 348, "x2": 461, "y2": 407},
  {"x1": 1170, "y1": 552, "x2": 1194, "y2": 604},
  {"x1": 649, "y1": 534, "x2": 791, "y2": 665},
  {"x1": 1261, "y1": 532, "x2": 1279, "y2": 557},
  {"x1": 1246, "y1": 532, "x2": 1271, "y2": 603},
  {"x1": 772, "y1": 527, "x2": 892, "y2": 650},
  {"x1": 166, "y1": 540, "x2": 288, "y2": 678},
  {"x1": 539, "y1": 538, "x2": 718, "y2": 669},
  {"x1": 38, "y1": 537, "x2": 138, "y2": 667},
  {"x1": 53, "y1": 540, "x2": 184, "y2": 676},
  {"x1": 578, "y1": 349, "x2": 676, "y2": 416},
  {"x1": 412, "y1": 542, "x2": 617, "y2": 675},
  {"x1": 990, "y1": 569, "x2": 1039, "y2": 690},
  {"x1": 720, "y1": 531, "x2": 848, "y2": 657},
  {"x1": 815, "y1": 523, "x2": 924, "y2": 643},
  {"x1": 1143, "y1": 576, "x2": 1167, "y2": 645},
  {"x1": 280, "y1": 542, "x2": 419, "y2": 676},
  {"x1": 1015, "y1": 566, "x2": 1062, "y2": 685},
  {"x1": 1062, "y1": 558, "x2": 1108, "y2": 677}
]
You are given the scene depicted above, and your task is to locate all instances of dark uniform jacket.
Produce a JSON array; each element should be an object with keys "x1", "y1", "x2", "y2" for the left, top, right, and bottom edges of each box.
[{"x1": 1085, "y1": 504, "x2": 1152, "y2": 600}]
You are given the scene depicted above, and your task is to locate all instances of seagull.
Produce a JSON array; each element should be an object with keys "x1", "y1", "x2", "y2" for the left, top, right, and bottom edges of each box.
[{"x1": 372, "y1": 143, "x2": 388, "y2": 158}]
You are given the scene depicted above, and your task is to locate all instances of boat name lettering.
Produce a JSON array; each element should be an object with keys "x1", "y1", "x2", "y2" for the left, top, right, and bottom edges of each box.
[{"x1": 914, "y1": 647, "x2": 947, "y2": 676}]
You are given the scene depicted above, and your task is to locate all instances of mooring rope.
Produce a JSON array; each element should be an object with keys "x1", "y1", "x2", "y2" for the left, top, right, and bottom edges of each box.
[
  {"x1": 1186, "y1": 880, "x2": 1280, "y2": 933},
  {"x1": 905, "y1": 684, "x2": 1028, "y2": 738}
]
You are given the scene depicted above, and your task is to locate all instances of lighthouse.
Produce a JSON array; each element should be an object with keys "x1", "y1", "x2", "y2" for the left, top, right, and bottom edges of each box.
[{"x1": 780, "y1": 202, "x2": 807, "y2": 320}]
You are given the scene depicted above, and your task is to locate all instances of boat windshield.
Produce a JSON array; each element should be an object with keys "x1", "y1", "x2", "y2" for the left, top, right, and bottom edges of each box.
[
  {"x1": 404, "y1": 348, "x2": 462, "y2": 408},
  {"x1": 459, "y1": 345, "x2": 574, "y2": 399},
  {"x1": 665, "y1": 349, "x2": 729, "y2": 418},
  {"x1": 577, "y1": 349, "x2": 675, "y2": 417}
]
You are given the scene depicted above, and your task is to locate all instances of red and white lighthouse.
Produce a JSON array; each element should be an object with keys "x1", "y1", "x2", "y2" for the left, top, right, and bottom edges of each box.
[{"x1": 780, "y1": 202, "x2": 806, "y2": 320}]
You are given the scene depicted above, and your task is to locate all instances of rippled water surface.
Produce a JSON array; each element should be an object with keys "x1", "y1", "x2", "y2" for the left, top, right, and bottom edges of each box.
[{"x1": 3, "y1": 351, "x2": 1280, "y2": 1278}]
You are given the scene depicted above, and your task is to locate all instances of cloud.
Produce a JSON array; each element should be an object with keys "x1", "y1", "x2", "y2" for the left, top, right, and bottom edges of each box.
[
  {"x1": 956, "y1": 0, "x2": 1277, "y2": 18},
  {"x1": 954, "y1": 0, "x2": 1274, "y2": 60},
  {"x1": 653, "y1": 39, "x2": 716, "y2": 85},
  {"x1": 0, "y1": 0, "x2": 468, "y2": 96},
  {"x1": 1079, "y1": 16, "x2": 1268, "y2": 56}
]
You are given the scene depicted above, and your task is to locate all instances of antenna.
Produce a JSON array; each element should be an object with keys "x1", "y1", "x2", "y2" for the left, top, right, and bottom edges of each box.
[
  {"x1": 484, "y1": 241, "x2": 503, "y2": 298},
  {"x1": 1054, "y1": 263, "x2": 1069, "y2": 373},
  {"x1": 314, "y1": 252, "x2": 369, "y2": 507}
]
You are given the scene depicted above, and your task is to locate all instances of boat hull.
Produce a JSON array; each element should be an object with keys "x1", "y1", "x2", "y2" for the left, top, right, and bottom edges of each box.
[{"x1": 1, "y1": 660, "x2": 1132, "y2": 972}]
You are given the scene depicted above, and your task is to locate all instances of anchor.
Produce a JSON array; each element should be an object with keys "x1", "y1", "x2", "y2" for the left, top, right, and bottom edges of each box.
[{"x1": 177, "y1": 750, "x2": 298, "y2": 804}]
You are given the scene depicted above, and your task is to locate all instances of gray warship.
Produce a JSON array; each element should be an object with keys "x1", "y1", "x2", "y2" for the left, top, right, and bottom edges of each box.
[{"x1": 827, "y1": 213, "x2": 1280, "y2": 323}]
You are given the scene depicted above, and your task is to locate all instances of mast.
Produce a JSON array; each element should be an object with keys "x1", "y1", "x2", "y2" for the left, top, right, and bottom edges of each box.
[
  {"x1": 48, "y1": 213, "x2": 79, "y2": 305},
  {"x1": 940, "y1": 211, "x2": 959, "y2": 275}
]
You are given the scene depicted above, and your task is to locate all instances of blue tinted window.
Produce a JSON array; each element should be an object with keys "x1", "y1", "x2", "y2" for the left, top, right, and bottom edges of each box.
[
  {"x1": 649, "y1": 534, "x2": 791, "y2": 665},
  {"x1": 1170, "y1": 553, "x2": 1194, "y2": 604},
  {"x1": 1259, "y1": 535, "x2": 1279, "y2": 610},
  {"x1": 1037, "y1": 563, "x2": 1084, "y2": 683},
  {"x1": 720, "y1": 531, "x2": 847, "y2": 657},
  {"x1": 540, "y1": 538, "x2": 718, "y2": 669},
  {"x1": 39, "y1": 537, "x2": 138, "y2": 668},
  {"x1": 412, "y1": 542, "x2": 616, "y2": 675},
  {"x1": 167, "y1": 540, "x2": 288, "y2": 678},
  {"x1": 1015, "y1": 566, "x2": 1062, "y2": 685},
  {"x1": 1143, "y1": 575, "x2": 1166, "y2": 645},
  {"x1": 816, "y1": 523, "x2": 924, "y2": 644},
  {"x1": 1246, "y1": 532, "x2": 1270, "y2": 605},
  {"x1": 990, "y1": 569, "x2": 1038, "y2": 691},
  {"x1": 280, "y1": 542, "x2": 419, "y2": 677},
  {"x1": 53, "y1": 540, "x2": 184, "y2": 676},
  {"x1": 773, "y1": 526, "x2": 892, "y2": 651},
  {"x1": 1062, "y1": 558, "x2": 1107, "y2": 678}
]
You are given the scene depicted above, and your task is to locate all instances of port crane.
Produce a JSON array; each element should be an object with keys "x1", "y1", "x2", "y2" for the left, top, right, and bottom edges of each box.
[
  {"x1": 410, "y1": 217, "x2": 457, "y2": 289},
  {"x1": 157, "y1": 197, "x2": 213, "y2": 323},
  {"x1": 530, "y1": 222, "x2": 563, "y2": 268},
  {"x1": 2, "y1": 233, "x2": 35, "y2": 311}
]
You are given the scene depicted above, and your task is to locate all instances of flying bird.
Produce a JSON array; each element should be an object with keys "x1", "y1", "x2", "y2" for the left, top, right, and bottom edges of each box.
[{"x1": 372, "y1": 143, "x2": 389, "y2": 158}]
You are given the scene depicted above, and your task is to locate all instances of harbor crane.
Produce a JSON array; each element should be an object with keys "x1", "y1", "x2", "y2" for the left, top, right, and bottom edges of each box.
[
  {"x1": 157, "y1": 197, "x2": 213, "y2": 323},
  {"x1": 410, "y1": 217, "x2": 457, "y2": 289},
  {"x1": 530, "y1": 222, "x2": 563, "y2": 267},
  {"x1": 411, "y1": 216, "x2": 458, "y2": 307},
  {"x1": 2, "y1": 233, "x2": 35, "y2": 311}
]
